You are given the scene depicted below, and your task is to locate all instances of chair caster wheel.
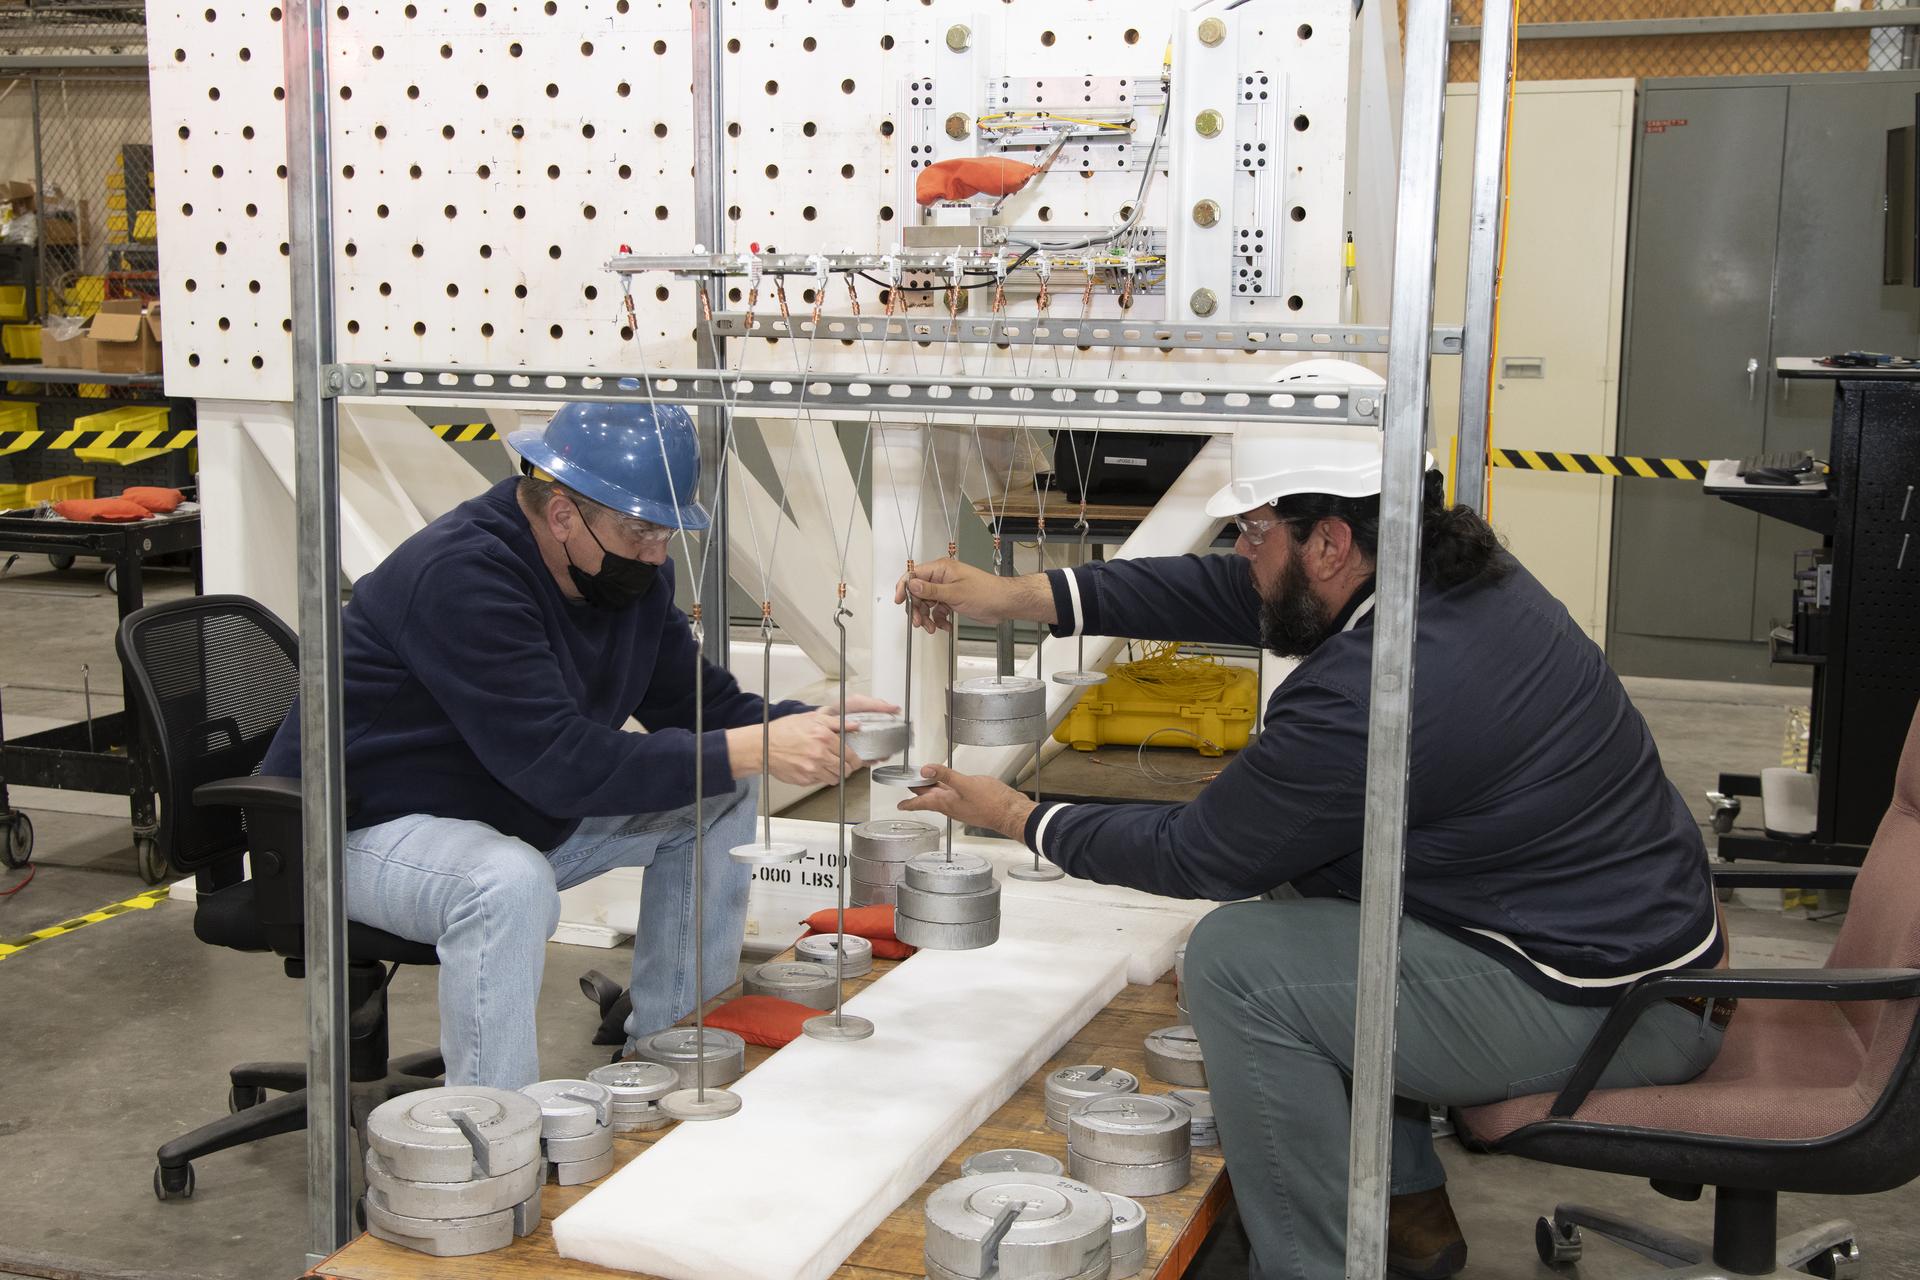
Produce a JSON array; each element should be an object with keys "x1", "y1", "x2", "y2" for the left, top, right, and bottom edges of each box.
[
  {"x1": 135, "y1": 834, "x2": 168, "y2": 885},
  {"x1": 1808, "y1": 1240, "x2": 1862, "y2": 1280},
  {"x1": 154, "y1": 1162, "x2": 195, "y2": 1202},
  {"x1": 1, "y1": 811, "x2": 31, "y2": 869},
  {"x1": 229, "y1": 1084, "x2": 264, "y2": 1113},
  {"x1": 1535, "y1": 1216, "x2": 1582, "y2": 1264}
]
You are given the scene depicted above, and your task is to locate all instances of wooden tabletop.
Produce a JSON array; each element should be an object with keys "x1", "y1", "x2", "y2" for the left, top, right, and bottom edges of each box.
[{"x1": 312, "y1": 956, "x2": 1228, "y2": 1280}]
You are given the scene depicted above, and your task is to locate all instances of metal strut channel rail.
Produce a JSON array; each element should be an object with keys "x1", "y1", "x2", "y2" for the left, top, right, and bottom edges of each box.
[
  {"x1": 364, "y1": 366, "x2": 1384, "y2": 426},
  {"x1": 705, "y1": 312, "x2": 1464, "y2": 356}
]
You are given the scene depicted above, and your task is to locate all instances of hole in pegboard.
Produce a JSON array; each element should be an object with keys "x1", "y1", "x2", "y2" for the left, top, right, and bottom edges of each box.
[
  {"x1": 880, "y1": 33, "x2": 893, "y2": 49},
  {"x1": 481, "y1": 322, "x2": 495, "y2": 337},
  {"x1": 251, "y1": 355, "x2": 264, "y2": 369},
  {"x1": 841, "y1": 163, "x2": 854, "y2": 178},
  {"x1": 181, "y1": 202, "x2": 193, "y2": 216},
  {"x1": 840, "y1": 78, "x2": 855, "y2": 94},
  {"x1": 376, "y1": 203, "x2": 389, "y2": 218},
  {"x1": 1040, "y1": 30, "x2": 1055, "y2": 46},
  {"x1": 479, "y1": 244, "x2": 492, "y2": 258},
  {"x1": 347, "y1": 319, "x2": 360, "y2": 333},
  {"x1": 727, "y1": 121, "x2": 741, "y2": 138},
  {"x1": 803, "y1": 35, "x2": 817, "y2": 51},
  {"x1": 651, "y1": 39, "x2": 666, "y2": 54},
  {"x1": 1124, "y1": 28, "x2": 1139, "y2": 43},
  {"x1": 581, "y1": 40, "x2": 593, "y2": 55},
  {"x1": 765, "y1": 80, "x2": 778, "y2": 95},
  {"x1": 618, "y1": 164, "x2": 633, "y2": 179},
  {"x1": 379, "y1": 281, "x2": 392, "y2": 295},
  {"x1": 185, "y1": 278, "x2": 197, "y2": 292},
  {"x1": 547, "y1": 164, "x2": 561, "y2": 180},
  {"x1": 245, "y1": 202, "x2": 258, "y2": 217},
  {"x1": 548, "y1": 245, "x2": 561, "y2": 260},
  {"x1": 248, "y1": 279, "x2": 261, "y2": 293},
  {"x1": 765, "y1": 163, "x2": 779, "y2": 179},
  {"x1": 238, "y1": 45, "x2": 250, "y2": 60},
  {"x1": 879, "y1": 120, "x2": 893, "y2": 137},
  {"x1": 217, "y1": 316, "x2": 230, "y2": 330},
  {"x1": 510, "y1": 124, "x2": 525, "y2": 139},
  {"x1": 414, "y1": 321, "x2": 427, "y2": 336},
  {"x1": 509, "y1": 42, "x2": 522, "y2": 57},
  {"x1": 411, "y1": 242, "x2": 424, "y2": 258},
  {"x1": 173, "y1": 48, "x2": 185, "y2": 61},
  {"x1": 273, "y1": 87, "x2": 285, "y2": 101},
  {"x1": 188, "y1": 353, "x2": 201, "y2": 367},
  {"x1": 476, "y1": 163, "x2": 490, "y2": 179},
  {"x1": 211, "y1": 164, "x2": 223, "y2": 178},
  {"x1": 441, "y1": 125, "x2": 455, "y2": 139},
  {"x1": 1286, "y1": 295, "x2": 1304, "y2": 311},
  {"x1": 343, "y1": 243, "x2": 357, "y2": 257},
  {"x1": 215, "y1": 241, "x2": 228, "y2": 254},
  {"x1": 545, "y1": 83, "x2": 559, "y2": 98},
  {"x1": 655, "y1": 286, "x2": 670, "y2": 302},
  {"x1": 1290, "y1": 206, "x2": 1306, "y2": 222},
  {"x1": 514, "y1": 284, "x2": 528, "y2": 298},
  {"x1": 583, "y1": 285, "x2": 598, "y2": 301},
  {"x1": 726, "y1": 36, "x2": 741, "y2": 52},
  {"x1": 242, "y1": 125, "x2": 255, "y2": 139},
  {"x1": 439, "y1": 42, "x2": 452, "y2": 57},
  {"x1": 654, "y1": 204, "x2": 669, "y2": 220},
  {"x1": 1293, "y1": 114, "x2": 1309, "y2": 131},
  {"x1": 803, "y1": 121, "x2": 818, "y2": 137},
  {"x1": 879, "y1": 205, "x2": 894, "y2": 221},
  {"x1": 513, "y1": 204, "x2": 526, "y2": 219},
  {"x1": 1298, "y1": 22, "x2": 1313, "y2": 38},
  {"x1": 406, "y1": 84, "x2": 420, "y2": 100},
  {"x1": 447, "y1": 283, "x2": 459, "y2": 297},
  {"x1": 1037, "y1": 205, "x2": 1052, "y2": 222},
  {"x1": 550, "y1": 324, "x2": 564, "y2": 338},
  {"x1": 582, "y1": 205, "x2": 597, "y2": 220},
  {"x1": 178, "y1": 125, "x2": 190, "y2": 139},
  {"x1": 373, "y1": 123, "x2": 388, "y2": 139},
  {"x1": 802, "y1": 206, "x2": 817, "y2": 220},
  {"x1": 276, "y1": 164, "x2": 288, "y2": 179},
  {"x1": 370, "y1": 43, "x2": 384, "y2": 58},
  {"x1": 444, "y1": 204, "x2": 458, "y2": 219},
  {"x1": 727, "y1": 204, "x2": 741, "y2": 220},
  {"x1": 728, "y1": 287, "x2": 742, "y2": 302},
  {"x1": 408, "y1": 163, "x2": 422, "y2": 179},
  {"x1": 581, "y1": 123, "x2": 595, "y2": 139},
  {"x1": 474, "y1": 83, "x2": 489, "y2": 99},
  {"x1": 209, "y1": 86, "x2": 221, "y2": 101}
]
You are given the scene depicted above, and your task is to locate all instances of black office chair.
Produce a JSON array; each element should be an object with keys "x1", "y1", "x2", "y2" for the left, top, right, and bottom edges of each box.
[{"x1": 118, "y1": 595, "x2": 444, "y2": 1203}]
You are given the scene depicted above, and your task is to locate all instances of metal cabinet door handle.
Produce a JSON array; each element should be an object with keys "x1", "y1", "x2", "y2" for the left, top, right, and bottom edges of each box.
[{"x1": 1747, "y1": 357, "x2": 1760, "y2": 401}]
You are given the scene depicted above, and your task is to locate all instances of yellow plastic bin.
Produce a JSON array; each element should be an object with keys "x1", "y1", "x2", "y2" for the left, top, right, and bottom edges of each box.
[
  {"x1": 25, "y1": 475, "x2": 93, "y2": 504},
  {"x1": 2, "y1": 323, "x2": 41, "y2": 360},
  {"x1": 1051, "y1": 645, "x2": 1258, "y2": 757},
  {"x1": 72, "y1": 404, "x2": 172, "y2": 463},
  {"x1": 0, "y1": 285, "x2": 26, "y2": 321}
]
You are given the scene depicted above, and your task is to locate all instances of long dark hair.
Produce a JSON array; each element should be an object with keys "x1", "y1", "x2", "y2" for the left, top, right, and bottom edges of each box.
[{"x1": 1270, "y1": 470, "x2": 1510, "y2": 590}]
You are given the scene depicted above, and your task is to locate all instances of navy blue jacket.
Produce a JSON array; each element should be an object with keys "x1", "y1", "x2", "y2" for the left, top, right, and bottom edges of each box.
[
  {"x1": 261, "y1": 478, "x2": 808, "y2": 851},
  {"x1": 1028, "y1": 553, "x2": 1720, "y2": 1003}
]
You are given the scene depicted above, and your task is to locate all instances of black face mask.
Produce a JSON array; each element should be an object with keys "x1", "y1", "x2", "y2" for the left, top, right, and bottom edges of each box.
[{"x1": 566, "y1": 515, "x2": 659, "y2": 611}]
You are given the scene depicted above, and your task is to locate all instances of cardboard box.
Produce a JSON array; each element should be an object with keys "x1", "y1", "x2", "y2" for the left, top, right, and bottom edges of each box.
[
  {"x1": 38, "y1": 325, "x2": 87, "y2": 369},
  {"x1": 83, "y1": 300, "x2": 162, "y2": 374},
  {"x1": 0, "y1": 181, "x2": 34, "y2": 210}
]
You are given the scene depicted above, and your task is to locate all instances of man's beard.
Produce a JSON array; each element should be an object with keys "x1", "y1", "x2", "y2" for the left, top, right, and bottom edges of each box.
[{"x1": 1257, "y1": 554, "x2": 1337, "y2": 658}]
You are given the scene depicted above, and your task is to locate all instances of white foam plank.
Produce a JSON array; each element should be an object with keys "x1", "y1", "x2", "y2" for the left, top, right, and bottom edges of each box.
[{"x1": 552, "y1": 937, "x2": 1129, "y2": 1280}]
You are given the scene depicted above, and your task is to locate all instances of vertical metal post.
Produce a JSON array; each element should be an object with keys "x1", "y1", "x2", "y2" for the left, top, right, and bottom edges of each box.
[
  {"x1": 282, "y1": 0, "x2": 351, "y2": 1262},
  {"x1": 994, "y1": 536, "x2": 1016, "y2": 677},
  {"x1": 1452, "y1": 0, "x2": 1516, "y2": 514},
  {"x1": 1344, "y1": 0, "x2": 1450, "y2": 1274},
  {"x1": 30, "y1": 79, "x2": 45, "y2": 321},
  {"x1": 690, "y1": 0, "x2": 730, "y2": 667}
]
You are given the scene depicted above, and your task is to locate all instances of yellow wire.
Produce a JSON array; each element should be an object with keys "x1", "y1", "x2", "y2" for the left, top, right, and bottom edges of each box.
[{"x1": 1111, "y1": 642, "x2": 1236, "y2": 699}]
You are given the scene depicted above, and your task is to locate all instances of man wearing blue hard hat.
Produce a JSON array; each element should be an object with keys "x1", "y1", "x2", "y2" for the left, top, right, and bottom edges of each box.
[{"x1": 261, "y1": 398, "x2": 891, "y2": 1089}]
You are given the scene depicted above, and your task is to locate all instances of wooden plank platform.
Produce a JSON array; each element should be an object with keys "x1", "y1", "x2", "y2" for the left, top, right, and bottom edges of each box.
[{"x1": 311, "y1": 954, "x2": 1227, "y2": 1280}]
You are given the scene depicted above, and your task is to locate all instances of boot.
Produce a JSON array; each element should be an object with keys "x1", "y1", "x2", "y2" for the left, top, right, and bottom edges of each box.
[{"x1": 1388, "y1": 1185, "x2": 1468, "y2": 1279}]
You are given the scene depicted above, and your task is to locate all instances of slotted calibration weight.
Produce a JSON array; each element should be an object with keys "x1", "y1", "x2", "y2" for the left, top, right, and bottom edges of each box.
[
  {"x1": 962, "y1": 1148, "x2": 1066, "y2": 1178},
  {"x1": 634, "y1": 1026, "x2": 748, "y2": 1091},
  {"x1": 894, "y1": 850, "x2": 1000, "y2": 950},
  {"x1": 948, "y1": 675, "x2": 1048, "y2": 746},
  {"x1": 793, "y1": 930, "x2": 874, "y2": 976},
  {"x1": 587, "y1": 1060, "x2": 678, "y2": 1132},
  {"x1": 743, "y1": 960, "x2": 839, "y2": 1010},
  {"x1": 1143, "y1": 1025, "x2": 1208, "y2": 1087},
  {"x1": 1105, "y1": 1193, "x2": 1148, "y2": 1279},
  {"x1": 1045, "y1": 1064, "x2": 1140, "y2": 1135},
  {"x1": 365, "y1": 1087, "x2": 545, "y2": 1184},
  {"x1": 841, "y1": 711, "x2": 911, "y2": 760},
  {"x1": 522, "y1": 1078, "x2": 615, "y2": 1183},
  {"x1": 1066, "y1": 1094, "x2": 1193, "y2": 1198},
  {"x1": 849, "y1": 818, "x2": 939, "y2": 908},
  {"x1": 1168, "y1": 1089, "x2": 1217, "y2": 1148},
  {"x1": 924, "y1": 1171, "x2": 1113, "y2": 1280},
  {"x1": 362, "y1": 1149, "x2": 545, "y2": 1223}
]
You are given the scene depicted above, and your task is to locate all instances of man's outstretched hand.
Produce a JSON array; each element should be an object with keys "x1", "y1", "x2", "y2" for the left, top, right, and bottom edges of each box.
[{"x1": 894, "y1": 763, "x2": 1039, "y2": 844}]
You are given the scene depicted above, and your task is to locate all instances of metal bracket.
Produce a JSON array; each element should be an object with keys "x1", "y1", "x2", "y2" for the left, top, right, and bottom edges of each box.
[{"x1": 321, "y1": 364, "x2": 377, "y2": 398}]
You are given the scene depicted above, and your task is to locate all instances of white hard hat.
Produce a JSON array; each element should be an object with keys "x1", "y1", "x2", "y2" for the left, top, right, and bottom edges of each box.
[{"x1": 1203, "y1": 360, "x2": 1392, "y2": 519}]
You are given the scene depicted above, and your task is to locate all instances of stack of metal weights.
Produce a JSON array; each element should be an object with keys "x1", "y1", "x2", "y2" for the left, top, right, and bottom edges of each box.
[
  {"x1": 587, "y1": 1060, "x2": 678, "y2": 1132},
  {"x1": 522, "y1": 1078, "x2": 616, "y2": 1185},
  {"x1": 1143, "y1": 1026, "x2": 1208, "y2": 1087},
  {"x1": 361, "y1": 1087, "x2": 546, "y2": 1256},
  {"x1": 1066, "y1": 1094, "x2": 1193, "y2": 1197},
  {"x1": 947, "y1": 676, "x2": 1048, "y2": 747},
  {"x1": 742, "y1": 959, "x2": 838, "y2": 1010},
  {"x1": 1105, "y1": 1193, "x2": 1150, "y2": 1279},
  {"x1": 1044, "y1": 1064, "x2": 1140, "y2": 1135},
  {"x1": 631, "y1": 1025, "x2": 748, "y2": 1090},
  {"x1": 924, "y1": 1170, "x2": 1113, "y2": 1280},
  {"x1": 894, "y1": 850, "x2": 1001, "y2": 950},
  {"x1": 1168, "y1": 1089, "x2": 1217, "y2": 1148},
  {"x1": 794, "y1": 930, "x2": 874, "y2": 976},
  {"x1": 849, "y1": 818, "x2": 939, "y2": 907}
]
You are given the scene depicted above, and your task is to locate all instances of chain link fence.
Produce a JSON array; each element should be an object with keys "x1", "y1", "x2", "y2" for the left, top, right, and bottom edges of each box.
[{"x1": 1436, "y1": 0, "x2": 1918, "y2": 81}]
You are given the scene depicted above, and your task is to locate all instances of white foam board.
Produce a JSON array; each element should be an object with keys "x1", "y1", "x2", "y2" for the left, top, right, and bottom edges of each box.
[{"x1": 552, "y1": 937, "x2": 1129, "y2": 1280}]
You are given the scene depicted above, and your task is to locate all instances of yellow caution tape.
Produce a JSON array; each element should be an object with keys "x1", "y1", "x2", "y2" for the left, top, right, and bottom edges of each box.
[
  {"x1": 0, "y1": 422, "x2": 495, "y2": 455},
  {"x1": 0, "y1": 885, "x2": 170, "y2": 963},
  {"x1": 1492, "y1": 448, "x2": 1706, "y2": 481}
]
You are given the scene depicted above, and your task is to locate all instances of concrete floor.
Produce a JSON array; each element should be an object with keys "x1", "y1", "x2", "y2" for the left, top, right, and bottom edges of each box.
[{"x1": 1, "y1": 554, "x2": 1913, "y2": 1280}]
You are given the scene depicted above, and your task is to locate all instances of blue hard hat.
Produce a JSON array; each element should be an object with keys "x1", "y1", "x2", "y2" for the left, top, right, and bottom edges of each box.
[{"x1": 508, "y1": 394, "x2": 710, "y2": 531}]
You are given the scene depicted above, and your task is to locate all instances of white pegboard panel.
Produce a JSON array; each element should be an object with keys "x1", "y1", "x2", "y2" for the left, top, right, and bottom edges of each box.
[{"x1": 149, "y1": 0, "x2": 1356, "y2": 403}]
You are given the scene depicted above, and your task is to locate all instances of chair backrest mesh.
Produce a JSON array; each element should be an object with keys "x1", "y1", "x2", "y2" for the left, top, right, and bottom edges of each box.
[
  {"x1": 116, "y1": 596, "x2": 299, "y2": 873},
  {"x1": 1827, "y1": 700, "x2": 1920, "y2": 1063}
]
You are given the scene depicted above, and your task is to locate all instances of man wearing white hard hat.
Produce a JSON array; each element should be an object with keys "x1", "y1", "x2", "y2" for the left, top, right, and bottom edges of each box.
[{"x1": 895, "y1": 363, "x2": 1723, "y2": 1280}]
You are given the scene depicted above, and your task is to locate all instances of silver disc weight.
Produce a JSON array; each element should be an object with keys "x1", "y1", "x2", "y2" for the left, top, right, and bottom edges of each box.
[
  {"x1": 793, "y1": 931, "x2": 874, "y2": 976},
  {"x1": 895, "y1": 911, "x2": 999, "y2": 951},
  {"x1": 1142, "y1": 1026, "x2": 1208, "y2": 1087},
  {"x1": 850, "y1": 818, "x2": 940, "y2": 861},
  {"x1": 547, "y1": 1146, "x2": 616, "y2": 1185},
  {"x1": 949, "y1": 713, "x2": 1049, "y2": 747},
  {"x1": 543, "y1": 1125, "x2": 614, "y2": 1163},
  {"x1": 851, "y1": 879, "x2": 898, "y2": 907},
  {"x1": 633, "y1": 1027, "x2": 748, "y2": 1090},
  {"x1": 743, "y1": 960, "x2": 839, "y2": 1010},
  {"x1": 960, "y1": 1148, "x2": 1066, "y2": 1178},
  {"x1": 903, "y1": 850, "x2": 996, "y2": 895},
  {"x1": 363, "y1": 1190, "x2": 515, "y2": 1258},
  {"x1": 849, "y1": 853, "x2": 907, "y2": 885},
  {"x1": 729, "y1": 839, "x2": 808, "y2": 867},
  {"x1": 869, "y1": 763, "x2": 936, "y2": 791},
  {"x1": 362, "y1": 1148, "x2": 543, "y2": 1221},
  {"x1": 949, "y1": 675, "x2": 1047, "y2": 720},
  {"x1": 1051, "y1": 670, "x2": 1109, "y2": 687},
  {"x1": 512, "y1": 1181, "x2": 544, "y2": 1237},
  {"x1": 924, "y1": 1171, "x2": 1112, "y2": 1280},
  {"x1": 1067, "y1": 1148, "x2": 1192, "y2": 1198},
  {"x1": 520, "y1": 1079, "x2": 612, "y2": 1140},
  {"x1": 1068, "y1": 1095, "x2": 1190, "y2": 1165},
  {"x1": 587, "y1": 1060, "x2": 679, "y2": 1107},
  {"x1": 1105, "y1": 1193, "x2": 1148, "y2": 1258},
  {"x1": 842, "y1": 712, "x2": 911, "y2": 760},
  {"x1": 922, "y1": 1251, "x2": 1112, "y2": 1280},
  {"x1": 896, "y1": 883, "x2": 1000, "y2": 925},
  {"x1": 1168, "y1": 1089, "x2": 1217, "y2": 1146},
  {"x1": 366, "y1": 1087, "x2": 545, "y2": 1183},
  {"x1": 1046, "y1": 1065, "x2": 1139, "y2": 1112}
]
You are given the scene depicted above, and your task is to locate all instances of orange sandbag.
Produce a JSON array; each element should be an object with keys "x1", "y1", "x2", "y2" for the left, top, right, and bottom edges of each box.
[
  {"x1": 121, "y1": 486, "x2": 184, "y2": 513},
  {"x1": 703, "y1": 994, "x2": 816, "y2": 1048},
  {"x1": 915, "y1": 156, "x2": 1040, "y2": 206},
  {"x1": 53, "y1": 497, "x2": 150, "y2": 523},
  {"x1": 803, "y1": 904, "x2": 898, "y2": 943}
]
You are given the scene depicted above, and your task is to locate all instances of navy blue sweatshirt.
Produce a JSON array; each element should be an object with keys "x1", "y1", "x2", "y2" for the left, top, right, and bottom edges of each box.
[
  {"x1": 260, "y1": 478, "x2": 809, "y2": 851},
  {"x1": 1028, "y1": 552, "x2": 1721, "y2": 1004}
]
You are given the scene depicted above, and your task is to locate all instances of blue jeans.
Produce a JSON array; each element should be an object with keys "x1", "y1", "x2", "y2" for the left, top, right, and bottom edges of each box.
[
  {"x1": 344, "y1": 779, "x2": 758, "y2": 1088},
  {"x1": 1185, "y1": 898, "x2": 1724, "y2": 1280}
]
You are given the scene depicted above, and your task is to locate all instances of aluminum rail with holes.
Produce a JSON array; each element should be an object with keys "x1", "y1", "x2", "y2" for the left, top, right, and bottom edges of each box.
[
  {"x1": 361, "y1": 365, "x2": 1385, "y2": 427},
  {"x1": 705, "y1": 311, "x2": 1465, "y2": 356}
]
